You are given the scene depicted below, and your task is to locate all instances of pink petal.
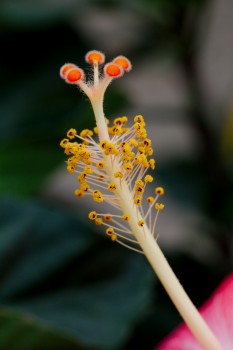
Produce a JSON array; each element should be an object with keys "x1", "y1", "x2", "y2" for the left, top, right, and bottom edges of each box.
[{"x1": 156, "y1": 273, "x2": 233, "y2": 350}]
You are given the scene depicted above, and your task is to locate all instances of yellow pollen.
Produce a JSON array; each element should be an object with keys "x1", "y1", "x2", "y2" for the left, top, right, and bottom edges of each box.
[
  {"x1": 88, "y1": 211, "x2": 97, "y2": 220},
  {"x1": 106, "y1": 227, "x2": 114, "y2": 236},
  {"x1": 108, "y1": 182, "x2": 117, "y2": 191},
  {"x1": 148, "y1": 159, "x2": 156, "y2": 170},
  {"x1": 124, "y1": 162, "x2": 133, "y2": 171},
  {"x1": 80, "y1": 129, "x2": 94, "y2": 138},
  {"x1": 114, "y1": 171, "x2": 123, "y2": 178},
  {"x1": 95, "y1": 218, "x2": 103, "y2": 225},
  {"x1": 67, "y1": 164, "x2": 75, "y2": 174},
  {"x1": 80, "y1": 183, "x2": 90, "y2": 192},
  {"x1": 129, "y1": 139, "x2": 138, "y2": 147},
  {"x1": 99, "y1": 140, "x2": 108, "y2": 149},
  {"x1": 134, "y1": 115, "x2": 145, "y2": 126},
  {"x1": 155, "y1": 187, "x2": 165, "y2": 195},
  {"x1": 135, "y1": 180, "x2": 144, "y2": 188},
  {"x1": 104, "y1": 214, "x2": 112, "y2": 221},
  {"x1": 122, "y1": 214, "x2": 130, "y2": 221},
  {"x1": 114, "y1": 117, "x2": 123, "y2": 125},
  {"x1": 111, "y1": 234, "x2": 117, "y2": 242},
  {"x1": 92, "y1": 190, "x2": 104, "y2": 202},
  {"x1": 138, "y1": 220, "x2": 144, "y2": 227},
  {"x1": 96, "y1": 161, "x2": 105, "y2": 169},
  {"x1": 134, "y1": 196, "x2": 142, "y2": 205},
  {"x1": 67, "y1": 128, "x2": 77, "y2": 139},
  {"x1": 77, "y1": 173, "x2": 87, "y2": 184},
  {"x1": 121, "y1": 116, "x2": 128, "y2": 124},
  {"x1": 60, "y1": 138, "x2": 69, "y2": 148},
  {"x1": 155, "y1": 203, "x2": 165, "y2": 211},
  {"x1": 144, "y1": 175, "x2": 153, "y2": 183},
  {"x1": 74, "y1": 189, "x2": 84, "y2": 197},
  {"x1": 84, "y1": 166, "x2": 93, "y2": 174},
  {"x1": 147, "y1": 196, "x2": 154, "y2": 203}
]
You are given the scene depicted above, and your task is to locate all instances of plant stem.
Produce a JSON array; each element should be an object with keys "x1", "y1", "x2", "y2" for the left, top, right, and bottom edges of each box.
[
  {"x1": 91, "y1": 97, "x2": 224, "y2": 350},
  {"x1": 118, "y1": 182, "x2": 224, "y2": 350}
]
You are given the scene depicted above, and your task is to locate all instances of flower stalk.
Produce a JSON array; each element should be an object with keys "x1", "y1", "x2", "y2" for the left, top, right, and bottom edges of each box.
[{"x1": 59, "y1": 50, "x2": 224, "y2": 350}]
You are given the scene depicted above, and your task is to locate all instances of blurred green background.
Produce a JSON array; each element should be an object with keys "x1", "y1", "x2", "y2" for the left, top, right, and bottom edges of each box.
[{"x1": 0, "y1": 0, "x2": 233, "y2": 349}]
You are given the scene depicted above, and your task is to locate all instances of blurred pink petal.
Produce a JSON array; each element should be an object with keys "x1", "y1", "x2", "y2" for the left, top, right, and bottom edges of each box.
[{"x1": 156, "y1": 273, "x2": 233, "y2": 350}]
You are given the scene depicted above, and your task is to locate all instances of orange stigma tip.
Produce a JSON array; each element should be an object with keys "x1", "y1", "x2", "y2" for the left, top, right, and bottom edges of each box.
[
  {"x1": 113, "y1": 56, "x2": 132, "y2": 72},
  {"x1": 65, "y1": 67, "x2": 84, "y2": 83},
  {"x1": 85, "y1": 50, "x2": 105, "y2": 64},
  {"x1": 60, "y1": 63, "x2": 76, "y2": 79},
  {"x1": 104, "y1": 63, "x2": 124, "y2": 78}
]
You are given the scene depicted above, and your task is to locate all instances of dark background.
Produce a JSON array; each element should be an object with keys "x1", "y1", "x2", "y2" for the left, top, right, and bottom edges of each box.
[{"x1": 0, "y1": 0, "x2": 233, "y2": 349}]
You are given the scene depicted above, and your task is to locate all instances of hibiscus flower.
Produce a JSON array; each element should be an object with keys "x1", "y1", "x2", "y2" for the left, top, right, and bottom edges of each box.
[{"x1": 156, "y1": 273, "x2": 233, "y2": 350}]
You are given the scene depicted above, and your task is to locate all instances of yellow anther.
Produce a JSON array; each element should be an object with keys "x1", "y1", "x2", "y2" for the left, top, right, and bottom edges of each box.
[
  {"x1": 67, "y1": 128, "x2": 77, "y2": 139},
  {"x1": 134, "y1": 122, "x2": 142, "y2": 131},
  {"x1": 138, "y1": 220, "x2": 144, "y2": 227},
  {"x1": 114, "y1": 171, "x2": 123, "y2": 178},
  {"x1": 64, "y1": 146, "x2": 73, "y2": 155},
  {"x1": 134, "y1": 115, "x2": 145, "y2": 126},
  {"x1": 121, "y1": 155, "x2": 132, "y2": 163},
  {"x1": 80, "y1": 129, "x2": 94, "y2": 138},
  {"x1": 94, "y1": 127, "x2": 98, "y2": 134},
  {"x1": 67, "y1": 164, "x2": 75, "y2": 174},
  {"x1": 104, "y1": 142, "x2": 117, "y2": 155},
  {"x1": 155, "y1": 187, "x2": 165, "y2": 195},
  {"x1": 147, "y1": 196, "x2": 154, "y2": 203},
  {"x1": 74, "y1": 189, "x2": 84, "y2": 198},
  {"x1": 68, "y1": 156, "x2": 78, "y2": 166},
  {"x1": 134, "y1": 155, "x2": 143, "y2": 165},
  {"x1": 92, "y1": 190, "x2": 104, "y2": 202},
  {"x1": 129, "y1": 139, "x2": 138, "y2": 147},
  {"x1": 148, "y1": 159, "x2": 156, "y2": 170},
  {"x1": 112, "y1": 126, "x2": 123, "y2": 135},
  {"x1": 121, "y1": 116, "x2": 128, "y2": 124},
  {"x1": 135, "y1": 186, "x2": 144, "y2": 194},
  {"x1": 108, "y1": 182, "x2": 117, "y2": 191},
  {"x1": 77, "y1": 172, "x2": 87, "y2": 184},
  {"x1": 114, "y1": 117, "x2": 123, "y2": 126},
  {"x1": 138, "y1": 146, "x2": 146, "y2": 154},
  {"x1": 124, "y1": 162, "x2": 133, "y2": 171},
  {"x1": 80, "y1": 183, "x2": 90, "y2": 192},
  {"x1": 129, "y1": 151, "x2": 135, "y2": 159},
  {"x1": 111, "y1": 234, "x2": 117, "y2": 242},
  {"x1": 136, "y1": 128, "x2": 147, "y2": 138},
  {"x1": 144, "y1": 175, "x2": 153, "y2": 183},
  {"x1": 95, "y1": 218, "x2": 103, "y2": 225},
  {"x1": 88, "y1": 211, "x2": 97, "y2": 220},
  {"x1": 122, "y1": 214, "x2": 130, "y2": 221},
  {"x1": 140, "y1": 154, "x2": 149, "y2": 168},
  {"x1": 147, "y1": 148, "x2": 153, "y2": 156},
  {"x1": 104, "y1": 214, "x2": 112, "y2": 221},
  {"x1": 135, "y1": 180, "x2": 144, "y2": 188},
  {"x1": 134, "y1": 195, "x2": 142, "y2": 205},
  {"x1": 96, "y1": 161, "x2": 105, "y2": 169},
  {"x1": 106, "y1": 227, "x2": 114, "y2": 236},
  {"x1": 60, "y1": 138, "x2": 69, "y2": 148},
  {"x1": 122, "y1": 143, "x2": 130, "y2": 153},
  {"x1": 155, "y1": 203, "x2": 165, "y2": 211},
  {"x1": 142, "y1": 138, "x2": 152, "y2": 147},
  {"x1": 84, "y1": 166, "x2": 93, "y2": 174},
  {"x1": 99, "y1": 140, "x2": 108, "y2": 149}
]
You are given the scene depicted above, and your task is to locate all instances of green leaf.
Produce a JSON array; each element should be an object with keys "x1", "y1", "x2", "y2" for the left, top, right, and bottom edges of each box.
[
  {"x1": 0, "y1": 197, "x2": 154, "y2": 349},
  {"x1": 0, "y1": 307, "x2": 83, "y2": 350}
]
